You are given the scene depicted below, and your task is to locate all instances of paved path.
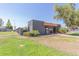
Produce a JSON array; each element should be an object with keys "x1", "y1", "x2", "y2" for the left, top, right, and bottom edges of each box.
[
  {"x1": 57, "y1": 34, "x2": 79, "y2": 38},
  {"x1": 0, "y1": 34, "x2": 18, "y2": 38}
]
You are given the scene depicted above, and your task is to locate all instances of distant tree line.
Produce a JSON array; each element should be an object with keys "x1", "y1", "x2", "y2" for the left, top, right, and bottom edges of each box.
[{"x1": 0, "y1": 18, "x2": 13, "y2": 30}]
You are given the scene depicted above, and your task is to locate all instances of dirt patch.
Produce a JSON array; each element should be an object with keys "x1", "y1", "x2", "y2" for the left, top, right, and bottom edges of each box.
[{"x1": 22, "y1": 34, "x2": 79, "y2": 55}]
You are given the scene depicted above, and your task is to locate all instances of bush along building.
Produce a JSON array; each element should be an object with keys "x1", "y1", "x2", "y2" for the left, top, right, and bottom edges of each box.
[{"x1": 28, "y1": 20, "x2": 61, "y2": 35}]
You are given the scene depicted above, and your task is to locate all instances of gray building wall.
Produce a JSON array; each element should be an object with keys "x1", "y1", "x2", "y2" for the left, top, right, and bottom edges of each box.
[
  {"x1": 28, "y1": 20, "x2": 33, "y2": 32},
  {"x1": 28, "y1": 20, "x2": 46, "y2": 34}
]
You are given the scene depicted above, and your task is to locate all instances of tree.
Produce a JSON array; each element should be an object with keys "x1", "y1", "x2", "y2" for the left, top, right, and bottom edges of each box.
[
  {"x1": 75, "y1": 10, "x2": 79, "y2": 26},
  {"x1": 54, "y1": 4, "x2": 78, "y2": 29},
  {"x1": 23, "y1": 27, "x2": 28, "y2": 32},
  {"x1": 6, "y1": 19, "x2": 13, "y2": 29},
  {"x1": 0, "y1": 18, "x2": 3, "y2": 26}
]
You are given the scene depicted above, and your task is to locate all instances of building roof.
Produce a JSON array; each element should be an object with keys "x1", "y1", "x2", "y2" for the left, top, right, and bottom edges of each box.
[
  {"x1": 0, "y1": 26, "x2": 7, "y2": 30},
  {"x1": 44, "y1": 22, "x2": 60, "y2": 27},
  {"x1": 29, "y1": 20, "x2": 61, "y2": 27}
]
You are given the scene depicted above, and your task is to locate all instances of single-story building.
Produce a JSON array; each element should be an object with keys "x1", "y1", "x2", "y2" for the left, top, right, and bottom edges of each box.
[
  {"x1": 0, "y1": 26, "x2": 12, "y2": 32},
  {"x1": 28, "y1": 20, "x2": 61, "y2": 34}
]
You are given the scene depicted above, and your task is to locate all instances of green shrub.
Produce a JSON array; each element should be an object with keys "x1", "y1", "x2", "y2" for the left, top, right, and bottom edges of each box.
[
  {"x1": 58, "y1": 28, "x2": 68, "y2": 33},
  {"x1": 23, "y1": 30, "x2": 40, "y2": 37},
  {"x1": 30, "y1": 30, "x2": 40, "y2": 36},
  {"x1": 23, "y1": 32, "x2": 31, "y2": 36}
]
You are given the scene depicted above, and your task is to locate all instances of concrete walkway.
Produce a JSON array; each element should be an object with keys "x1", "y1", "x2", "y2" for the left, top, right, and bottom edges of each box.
[
  {"x1": 0, "y1": 34, "x2": 18, "y2": 38},
  {"x1": 57, "y1": 34, "x2": 79, "y2": 38}
]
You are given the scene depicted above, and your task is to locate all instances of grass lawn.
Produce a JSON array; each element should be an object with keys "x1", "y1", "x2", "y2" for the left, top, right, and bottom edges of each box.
[
  {"x1": 68, "y1": 32, "x2": 79, "y2": 36},
  {"x1": 0, "y1": 32, "x2": 70, "y2": 56}
]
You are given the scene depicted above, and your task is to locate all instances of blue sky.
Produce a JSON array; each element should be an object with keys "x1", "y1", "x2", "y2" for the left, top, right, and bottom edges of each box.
[{"x1": 0, "y1": 3, "x2": 78, "y2": 28}]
